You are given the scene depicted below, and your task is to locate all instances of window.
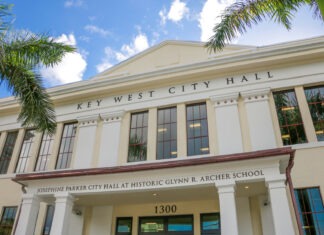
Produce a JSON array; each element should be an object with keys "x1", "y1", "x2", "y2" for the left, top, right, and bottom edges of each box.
[
  {"x1": 35, "y1": 132, "x2": 54, "y2": 171},
  {"x1": 157, "y1": 107, "x2": 177, "y2": 159},
  {"x1": 0, "y1": 206, "x2": 17, "y2": 235},
  {"x1": 294, "y1": 187, "x2": 324, "y2": 234},
  {"x1": 116, "y1": 217, "x2": 132, "y2": 235},
  {"x1": 15, "y1": 129, "x2": 36, "y2": 173},
  {"x1": 56, "y1": 123, "x2": 77, "y2": 169},
  {"x1": 304, "y1": 86, "x2": 324, "y2": 141},
  {"x1": 139, "y1": 215, "x2": 193, "y2": 234},
  {"x1": 42, "y1": 205, "x2": 55, "y2": 235},
  {"x1": 0, "y1": 131, "x2": 18, "y2": 174},
  {"x1": 128, "y1": 112, "x2": 148, "y2": 162},
  {"x1": 186, "y1": 103, "x2": 209, "y2": 156},
  {"x1": 200, "y1": 213, "x2": 221, "y2": 235},
  {"x1": 273, "y1": 90, "x2": 307, "y2": 145}
]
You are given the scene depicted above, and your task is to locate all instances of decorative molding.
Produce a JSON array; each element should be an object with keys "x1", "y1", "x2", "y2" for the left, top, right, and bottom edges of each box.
[
  {"x1": 241, "y1": 88, "x2": 270, "y2": 103},
  {"x1": 13, "y1": 147, "x2": 293, "y2": 181},
  {"x1": 77, "y1": 114, "x2": 99, "y2": 127},
  {"x1": 101, "y1": 110, "x2": 125, "y2": 123},
  {"x1": 210, "y1": 92, "x2": 239, "y2": 107}
]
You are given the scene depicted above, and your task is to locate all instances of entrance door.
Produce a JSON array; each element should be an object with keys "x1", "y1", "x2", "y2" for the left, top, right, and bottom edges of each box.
[{"x1": 139, "y1": 215, "x2": 193, "y2": 235}]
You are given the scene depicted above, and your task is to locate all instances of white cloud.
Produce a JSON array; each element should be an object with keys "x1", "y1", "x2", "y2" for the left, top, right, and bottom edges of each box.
[
  {"x1": 40, "y1": 34, "x2": 87, "y2": 86},
  {"x1": 168, "y1": 0, "x2": 189, "y2": 22},
  {"x1": 96, "y1": 33, "x2": 149, "y2": 73},
  {"x1": 159, "y1": 8, "x2": 168, "y2": 25},
  {"x1": 159, "y1": 0, "x2": 189, "y2": 25},
  {"x1": 199, "y1": 0, "x2": 236, "y2": 42},
  {"x1": 64, "y1": 0, "x2": 84, "y2": 8},
  {"x1": 84, "y1": 24, "x2": 111, "y2": 37}
]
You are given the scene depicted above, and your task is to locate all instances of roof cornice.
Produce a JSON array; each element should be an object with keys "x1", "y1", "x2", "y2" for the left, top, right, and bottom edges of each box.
[{"x1": 1, "y1": 36, "x2": 324, "y2": 109}]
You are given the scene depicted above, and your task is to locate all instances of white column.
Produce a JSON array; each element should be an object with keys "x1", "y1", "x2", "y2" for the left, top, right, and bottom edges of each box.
[
  {"x1": 241, "y1": 88, "x2": 276, "y2": 150},
  {"x1": 73, "y1": 115, "x2": 99, "y2": 169},
  {"x1": 210, "y1": 93, "x2": 243, "y2": 154},
  {"x1": 266, "y1": 177, "x2": 295, "y2": 235},
  {"x1": 98, "y1": 111, "x2": 125, "y2": 167},
  {"x1": 15, "y1": 194, "x2": 40, "y2": 235},
  {"x1": 216, "y1": 182, "x2": 239, "y2": 235},
  {"x1": 50, "y1": 192, "x2": 74, "y2": 235}
]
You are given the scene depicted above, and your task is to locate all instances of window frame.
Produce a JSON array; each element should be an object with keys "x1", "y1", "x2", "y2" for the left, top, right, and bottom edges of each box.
[
  {"x1": 294, "y1": 186, "x2": 324, "y2": 234},
  {"x1": 35, "y1": 132, "x2": 55, "y2": 172},
  {"x1": 273, "y1": 89, "x2": 307, "y2": 145},
  {"x1": 138, "y1": 215, "x2": 194, "y2": 235},
  {"x1": 200, "y1": 213, "x2": 221, "y2": 235},
  {"x1": 186, "y1": 102, "x2": 210, "y2": 156},
  {"x1": 55, "y1": 122, "x2": 78, "y2": 169},
  {"x1": 0, "y1": 206, "x2": 18, "y2": 235},
  {"x1": 116, "y1": 217, "x2": 133, "y2": 235},
  {"x1": 156, "y1": 106, "x2": 177, "y2": 160},
  {"x1": 15, "y1": 129, "x2": 36, "y2": 173},
  {"x1": 128, "y1": 111, "x2": 149, "y2": 162},
  {"x1": 0, "y1": 131, "x2": 18, "y2": 174},
  {"x1": 42, "y1": 205, "x2": 55, "y2": 235},
  {"x1": 303, "y1": 85, "x2": 324, "y2": 141}
]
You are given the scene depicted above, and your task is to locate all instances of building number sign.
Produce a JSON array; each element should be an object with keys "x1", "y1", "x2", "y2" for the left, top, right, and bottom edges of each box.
[{"x1": 155, "y1": 205, "x2": 177, "y2": 214}]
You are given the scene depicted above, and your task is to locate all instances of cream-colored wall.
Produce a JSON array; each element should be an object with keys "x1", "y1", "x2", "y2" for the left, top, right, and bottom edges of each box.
[
  {"x1": 111, "y1": 199, "x2": 219, "y2": 235},
  {"x1": 291, "y1": 146, "x2": 324, "y2": 195},
  {"x1": 0, "y1": 179, "x2": 22, "y2": 206}
]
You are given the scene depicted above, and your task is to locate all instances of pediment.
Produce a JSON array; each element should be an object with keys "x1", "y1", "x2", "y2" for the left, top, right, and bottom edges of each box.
[{"x1": 92, "y1": 40, "x2": 254, "y2": 80}]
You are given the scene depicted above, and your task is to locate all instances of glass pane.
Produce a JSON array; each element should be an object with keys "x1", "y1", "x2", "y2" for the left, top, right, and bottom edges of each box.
[
  {"x1": 201, "y1": 214, "x2": 220, "y2": 230},
  {"x1": 273, "y1": 90, "x2": 307, "y2": 145},
  {"x1": 186, "y1": 103, "x2": 209, "y2": 156},
  {"x1": 0, "y1": 132, "x2": 18, "y2": 174},
  {"x1": 140, "y1": 218, "x2": 164, "y2": 232},
  {"x1": 294, "y1": 187, "x2": 324, "y2": 235},
  {"x1": 128, "y1": 112, "x2": 148, "y2": 162},
  {"x1": 56, "y1": 123, "x2": 77, "y2": 169},
  {"x1": 0, "y1": 207, "x2": 17, "y2": 235},
  {"x1": 304, "y1": 86, "x2": 324, "y2": 141},
  {"x1": 116, "y1": 217, "x2": 132, "y2": 234},
  {"x1": 156, "y1": 107, "x2": 177, "y2": 160},
  {"x1": 42, "y1": 205, "x2": 54, "y2": 235},
  {"x1": 168, "y1": 216, "x2": 193, "y2": 231}
]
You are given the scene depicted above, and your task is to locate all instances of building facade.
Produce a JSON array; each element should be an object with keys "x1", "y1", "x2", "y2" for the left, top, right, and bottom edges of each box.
[{"x1": 0, "y1": 37, "x2": 323, "y2": 235}]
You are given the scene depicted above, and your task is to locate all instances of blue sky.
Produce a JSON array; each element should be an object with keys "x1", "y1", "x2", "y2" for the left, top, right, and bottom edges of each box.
[{"x1": 1, "y1": 0, "x2": 324, "y2": 98}]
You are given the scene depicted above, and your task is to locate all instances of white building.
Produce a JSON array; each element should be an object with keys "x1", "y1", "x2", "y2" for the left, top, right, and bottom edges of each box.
[{"x1": 0, "y1": 36, "x2": 323, "y2": 235}]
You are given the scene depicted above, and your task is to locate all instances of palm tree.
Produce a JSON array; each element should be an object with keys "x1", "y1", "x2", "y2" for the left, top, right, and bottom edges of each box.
[
  {"x1": 0, "y1": 3, "x2": 75, "y2": 134},
  {"x1": 206, "y1": 0, "x2": 324, "y2": 52}
]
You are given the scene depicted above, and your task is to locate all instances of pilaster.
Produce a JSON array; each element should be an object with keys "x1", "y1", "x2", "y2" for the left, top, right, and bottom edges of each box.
[
  {"x1": 266, "y1": 176, "x2": 295, "y2": 235},
  {"x1": 241, "y1": 88, "x2": 277, "y2": 150},
  {"x1": 216, "y1": 182, "x2": 239, "y2": 235},
  {"x1": 210, "y1": 93, "x2": 243, "y2": 154},
  {"x1": 15, "y1": 194, "x2": 40, "y2": 235},
  {"x1": 50, "y1": 192, "x2": 74, "y2": 235},
  {"x1": 73, "y1": 114, "x2": 99, "y2": 169},
  {"x1": 98, "y1": 111, "x2": 125, "y2": 167}
]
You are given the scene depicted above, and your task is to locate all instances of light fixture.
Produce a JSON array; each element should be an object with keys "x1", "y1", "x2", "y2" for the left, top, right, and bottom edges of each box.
[
  {"x1": 189, "y1": 123, "x2": 201, "y2": 128},
  {"x1": 200, "y1": 147, "x2": 209, "y2": 152},
  {"x1": 244, "y1": 186, "x2": 249, "y2": 189},
  {"x1": 316, "y1": 130, "x2": 324, "y2": 135},
  {"x1": 281, "y1": 134, "x2": 290, "y2": 139},
  {"x1": 153, "y1": 193, "x2": 157, "y2": 196},
  {"x1": 281, "y1": 106, "x2": 295, "y2": 111},
  {"x1": 158, "y1": 128, "x2": 167, "y2": 132},
  {"x1": 171, "y1": 151, "x2": 177, "y2": 155}
]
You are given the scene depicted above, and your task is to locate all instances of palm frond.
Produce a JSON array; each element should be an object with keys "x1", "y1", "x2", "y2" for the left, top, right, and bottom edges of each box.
[
  {"x1": 205, "y1": 0, "x2": 304, "y2": 52},
  {"x1": 0, "y1": 61, "x2": 56, "y2": 134},
  {"x1": 3, "y1": 32, "x2": 75, "y2": 67},
  {"x1": 0, "y1": 3, "x2": 13, "y2": 33}
]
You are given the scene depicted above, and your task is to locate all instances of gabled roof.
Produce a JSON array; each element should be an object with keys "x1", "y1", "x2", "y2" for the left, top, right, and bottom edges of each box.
[{"x1": 91, "y1": 40, "x2": 255, "y2": 80}]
